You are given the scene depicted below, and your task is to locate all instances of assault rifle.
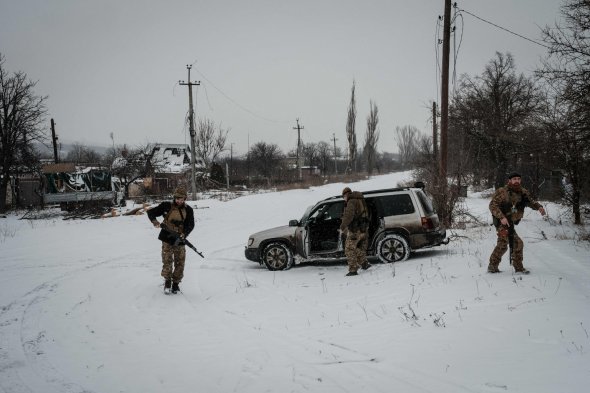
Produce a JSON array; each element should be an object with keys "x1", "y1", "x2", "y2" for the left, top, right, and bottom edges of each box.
[
  {"x1": 508, "y1": 223, "x2": 515, "y2": 266},
  {"x1": 160, "y1": 224, "x2": 204, "y2": 258}
]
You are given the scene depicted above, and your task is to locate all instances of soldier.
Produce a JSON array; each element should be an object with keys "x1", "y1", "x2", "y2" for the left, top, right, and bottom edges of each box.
[
  {"x1": 147, "y1": 186, "x2": 195, "y2": 293},
  {"x1": 339, "y1": 187, "x2": 371, "y2": 276},
  {"x1": 488, "y1": 172, "x2": 546, "y2": 274}
]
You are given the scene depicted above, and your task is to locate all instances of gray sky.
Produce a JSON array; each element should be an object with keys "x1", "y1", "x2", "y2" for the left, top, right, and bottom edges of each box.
[{"x1": 0, "y1": 0, "x2": 561, "y2": 156}]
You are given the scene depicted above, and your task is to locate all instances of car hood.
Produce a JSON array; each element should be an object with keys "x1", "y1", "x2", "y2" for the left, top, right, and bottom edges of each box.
[{"x1": 249, "y1": 224, "x2": 296, "y2": 244}]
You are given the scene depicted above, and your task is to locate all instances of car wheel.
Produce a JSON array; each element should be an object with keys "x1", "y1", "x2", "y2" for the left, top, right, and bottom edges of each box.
[
  {"x1": 377, "y1": 234, "x2": 410, "y2": 263},
  {"x1": 261, "y1": 242, "x2": 293, "y2": 271}
]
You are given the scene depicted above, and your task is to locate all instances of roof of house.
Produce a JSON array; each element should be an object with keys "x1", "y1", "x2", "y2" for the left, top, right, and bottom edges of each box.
[{"x1": 149, "y1": 143, "x2": 205, "y2": 173}]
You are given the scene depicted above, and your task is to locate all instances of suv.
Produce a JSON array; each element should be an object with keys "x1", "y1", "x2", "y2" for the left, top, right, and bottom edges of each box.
[{"x1": 245, "y1": 186, "x2": 448, "y2": 270}]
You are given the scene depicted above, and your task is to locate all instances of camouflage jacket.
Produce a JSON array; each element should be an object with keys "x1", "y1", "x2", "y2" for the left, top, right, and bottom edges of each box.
[
  {"x1": 340, "y1": 191, "x2": 369, "y2": 232},
  {"x1": 489, "y1": 185, "x2": 542, "y2": 225}
]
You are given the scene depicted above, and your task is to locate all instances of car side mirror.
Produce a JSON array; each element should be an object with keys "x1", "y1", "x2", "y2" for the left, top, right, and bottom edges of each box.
[{"x1": 288, "y1": 219, "x2": 299, "y2": 227}]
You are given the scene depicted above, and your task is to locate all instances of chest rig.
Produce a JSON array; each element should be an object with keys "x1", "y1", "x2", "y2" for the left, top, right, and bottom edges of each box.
[{"x1": 164, "y1": 205, "x2": 186, "y2": 234}]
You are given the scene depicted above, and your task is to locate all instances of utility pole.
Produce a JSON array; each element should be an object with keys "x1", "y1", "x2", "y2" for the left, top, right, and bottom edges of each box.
[
  {"x1": 50, "y1": 118, "x2": 59, "y2": 164},
  {"x1": 331, "y1": 133, "x2": 338, "y2": 174},
  {"x1": 179, "y1": 65, "x2": 201, "y2": 199},
  {"x1": 230, "y1": 142, "x2": 234, "y2": 182},
  {"x1": 293, "y1": 119, "x2": 304, "y2": 180},
  {"x1": 247, "y1": 133, "x2": 250, "y2": 184},
  {"x1": 432, "y1": 102, "x2": 438, "y2": 161},
  {"x1": 440, "y1": 0, "x2": 451, "y2": 180}
]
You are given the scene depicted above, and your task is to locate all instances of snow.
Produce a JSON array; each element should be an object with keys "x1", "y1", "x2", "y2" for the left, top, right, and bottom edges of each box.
[{"x1": 1, "y1": 171, "x2": 589, "y2": 393}]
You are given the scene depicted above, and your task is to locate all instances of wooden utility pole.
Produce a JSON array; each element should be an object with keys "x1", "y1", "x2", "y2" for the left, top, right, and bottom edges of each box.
[
  {"x1": 331, "y1": 133, "x2": 338, "y2": 174},
  {"x1": 50, "y1": 118, "x2": 59, "y2": 163},
  {"x1": 229, "y1": 142, "x2": 234, "y2": 182},
  {"x1": 179, "y1": 65, "x2": 201, "y2": 199},
  {"x1": 293, "y1": 119, "x2": 304, "y2": 180},
  {"x1": 440, "y1": 0, "x2": 451, "y2": 180},
  {"x1": 432, "y1": 102, "x2": 438, "y2": 161}
]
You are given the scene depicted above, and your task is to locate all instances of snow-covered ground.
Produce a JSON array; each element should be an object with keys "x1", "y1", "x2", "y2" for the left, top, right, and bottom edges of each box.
[{"x1": 1, "y1": 172, "x2": 589, "y2": 393}]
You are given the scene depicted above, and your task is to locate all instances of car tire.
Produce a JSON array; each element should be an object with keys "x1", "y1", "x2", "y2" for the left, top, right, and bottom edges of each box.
[
  {"x1": 261, "y1": 242, "x2": 293, "y2": 271},
  {"x1": 376, "y1": 234, "x2": 410, "y2": 263}
]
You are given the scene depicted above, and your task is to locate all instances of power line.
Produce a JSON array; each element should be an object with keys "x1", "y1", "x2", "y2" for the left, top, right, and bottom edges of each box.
[
  {"x1": 192, "y1": 66, "x2": 290, "y2": 124},
  {"x1": 451, "y1": 8, "x2": 464, "y2": 97},
  {"x1": 456, "y1": 6, "x2": 551, "y2": 49}
]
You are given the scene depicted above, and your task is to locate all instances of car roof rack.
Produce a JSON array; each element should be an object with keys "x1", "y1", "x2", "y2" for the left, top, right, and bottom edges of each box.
[{"x1": 322, "y1": 187, "x2": 413, "y2": 201}]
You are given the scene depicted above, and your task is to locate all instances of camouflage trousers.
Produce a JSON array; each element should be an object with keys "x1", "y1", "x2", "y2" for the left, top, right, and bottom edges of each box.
[
  {"x1": 489, "y1": 227, "x2": 525, "y2": 271},
  {"x1": 345, "y1": 230, "x2": 369, "y2": 273},
  {"x1": 161, "y1": 242, "x2": 186, "y2": 283}
]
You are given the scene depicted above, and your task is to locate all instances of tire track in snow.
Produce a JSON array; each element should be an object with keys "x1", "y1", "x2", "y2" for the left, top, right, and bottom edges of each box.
[{"x1": 0, "y1": 253, "x2": 137, "y2": 393}]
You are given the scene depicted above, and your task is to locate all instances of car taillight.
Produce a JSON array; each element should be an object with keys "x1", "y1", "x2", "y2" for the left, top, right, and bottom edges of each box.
[{"x1": 421, "y1": 217, "x2": 435, "y2": 230}]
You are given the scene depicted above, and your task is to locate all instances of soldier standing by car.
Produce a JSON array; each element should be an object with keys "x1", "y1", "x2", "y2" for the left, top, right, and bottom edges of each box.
[
  {"x1": 147, "y1": 186, "x2": 195, "y2": 293},
  {"x1": 488, "y1": 172, "x2": 546, "y2": 274},
  {"x1": 339, "y1": 187, "x2": 371, "y2": 276}
]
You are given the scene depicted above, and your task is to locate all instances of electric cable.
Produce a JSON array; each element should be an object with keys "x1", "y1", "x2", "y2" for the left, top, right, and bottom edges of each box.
[
  {"x1": 456, "y1": 6, "x2": 551, "y2": 49},
  {"x1": 192, "y1": 66, "x2": 290, "y2": 124}
]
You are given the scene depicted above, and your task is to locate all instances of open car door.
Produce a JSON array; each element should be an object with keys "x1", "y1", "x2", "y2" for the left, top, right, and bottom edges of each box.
[{"x1": 305, "y1": 201, "x2": 345, "y2": 256}]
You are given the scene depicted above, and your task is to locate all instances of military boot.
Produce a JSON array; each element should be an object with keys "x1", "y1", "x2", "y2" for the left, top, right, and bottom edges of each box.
[
  {"x1": 171, "y1": 282, "x2": 180, "y2": 294},
  {"x1": 515, "y1": 268, "x2": 530, "y2": 275}
]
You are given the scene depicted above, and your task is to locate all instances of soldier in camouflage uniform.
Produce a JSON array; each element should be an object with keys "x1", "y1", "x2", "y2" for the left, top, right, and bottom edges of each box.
[
  {"x1": 147, "y1": 186, "x2": 195, "y2": 293},
  {"x1": 488, "y1": 172, "x2": 546, "y2": 274},
  {"x1": 339, "y1": 187, "x2": 371, "y2": 276}
]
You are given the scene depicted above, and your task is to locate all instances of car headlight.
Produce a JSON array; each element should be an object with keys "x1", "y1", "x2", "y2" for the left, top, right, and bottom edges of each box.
[{"x1": 247, "y1": 238, "x2": 254, "y2": 247}]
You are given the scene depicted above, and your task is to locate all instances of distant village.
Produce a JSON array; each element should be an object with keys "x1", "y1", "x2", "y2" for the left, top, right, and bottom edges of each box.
[{"x1": 5, "y1": 142, "x2": 402, "y2": 211}]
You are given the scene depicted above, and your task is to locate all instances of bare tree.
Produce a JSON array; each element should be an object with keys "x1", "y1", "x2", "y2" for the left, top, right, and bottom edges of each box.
[
  {"x1": 301, "y1": 142, "x2": 319, "y2": 170},
  {"x1": 316, "y1": 141, "x2": 332, "y2": 175},
  {"x1": 249, "y1": 142, "x2": 284, "y2": 181},
  {"x1": 65, "y1": 143, "x2": 102, "y2": 165},
  {"x1": 540, "y1": 98, "x2": 587, "y2": 224},
  {"x1": 345, "y1": 80, "x2": 357, "y2": 174},
  {"x1": 539, "y1": 0, "x2": 590, "y2": 129},
  {"x1": 195, "y1": 118, "x2": 230, "y2": 168},
  {"x1": 537, "y1": 0, "x2": 590, "y2": 224},
  {"x1": 364, "y1": 100, "x2": 380, "y2": 175},
  {"x1": 0, "y1": 53, "x2": 47, "y2": 212},
  {"x1": 395, "y1": 125, "x2": 420, "y2": 168},
  {"x1": 111, "y1": 144, "x2": 162, "y2": 199},
  {"x1": 451, "y1": 52, "x2": 542, "y2": 188}
]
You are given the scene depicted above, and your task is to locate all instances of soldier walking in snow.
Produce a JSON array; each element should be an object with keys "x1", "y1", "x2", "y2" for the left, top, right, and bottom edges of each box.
[
  {"x1": 147, "y1": 186, "x2": 195, "y2": 293},
  {"x1": 488, "y1": 172, "x2": 546, "y2": 274},
  {"x1": 340, "y1": 187, "x2": 371, "y2": 276}
]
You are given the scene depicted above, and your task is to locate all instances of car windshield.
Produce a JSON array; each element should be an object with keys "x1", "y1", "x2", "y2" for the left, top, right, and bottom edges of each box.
[
  {"x1": 308, "y1": 202, "x2": 344, "y2": 222},
  {"x1": 300, "y1": 205, "x2": 314, "y2": 224}
]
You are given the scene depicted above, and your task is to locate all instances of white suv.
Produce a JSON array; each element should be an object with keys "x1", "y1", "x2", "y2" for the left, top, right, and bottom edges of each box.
[{"x1": 245, "y1": 186, "x2": 448, "y2": 270}]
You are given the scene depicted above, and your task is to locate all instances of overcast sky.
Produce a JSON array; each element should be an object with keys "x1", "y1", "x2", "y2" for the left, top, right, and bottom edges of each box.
[{"x1": 0, "y1": 0, "x2": 561, "y2": 156}]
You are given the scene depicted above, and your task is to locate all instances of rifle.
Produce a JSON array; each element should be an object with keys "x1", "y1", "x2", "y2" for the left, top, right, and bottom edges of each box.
[
  {"x1": 160, "y1": 224, "x2": 204, "y2": 258},
  {"x1": 507, "y1": 222, "x2": 515, "y2": 266}
]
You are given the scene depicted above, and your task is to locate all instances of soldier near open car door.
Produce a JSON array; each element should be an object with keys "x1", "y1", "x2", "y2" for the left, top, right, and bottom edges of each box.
[
  {"x1": 488, "y1": 172, "x2": 546, "y2": 274},
  {"x1": 339, "y1": 187, "x2": 372, "y2": 276}
]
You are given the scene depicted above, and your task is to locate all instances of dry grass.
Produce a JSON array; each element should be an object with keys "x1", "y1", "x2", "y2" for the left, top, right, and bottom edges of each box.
[{"x1": 274, "y1": 173, "x2": 369, "y2": 192}]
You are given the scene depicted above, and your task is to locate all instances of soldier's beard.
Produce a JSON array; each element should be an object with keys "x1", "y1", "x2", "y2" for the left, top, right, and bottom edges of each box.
[{"x1": 507, "y1": 183, "x2": 522, "y2": 192}]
